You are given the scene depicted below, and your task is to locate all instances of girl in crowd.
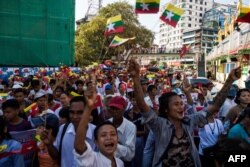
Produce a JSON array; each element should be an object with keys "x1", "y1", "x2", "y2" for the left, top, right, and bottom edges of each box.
[{"x1": 128, "y1": 59, "x2": 241, "y2": 167}]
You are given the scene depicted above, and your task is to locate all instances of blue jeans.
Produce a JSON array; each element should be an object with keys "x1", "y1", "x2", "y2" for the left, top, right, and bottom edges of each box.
[
  {"x1": 142, "y1": 130, "x2": 155, "y2": 167},
  {"x1": 132, "y1": 136, "x2": 145, "y2": 167}
]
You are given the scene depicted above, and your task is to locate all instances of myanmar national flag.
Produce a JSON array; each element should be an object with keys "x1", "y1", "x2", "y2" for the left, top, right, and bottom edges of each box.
[
  {"x1": 104, "y1": 15, "x2": 124, "y2": 36},
  {"x1": 135, "y1": 0, "x2": 160, "y2": 14},
  {"x1": 160, "y1": 3, "x2": 184, "y2": 28},
  {"x1": 109, "y1": 36, "x2": 135, "y2": 48},
  {"x1": 236, "y1": 1, "x2": 250, "y2": 23}
]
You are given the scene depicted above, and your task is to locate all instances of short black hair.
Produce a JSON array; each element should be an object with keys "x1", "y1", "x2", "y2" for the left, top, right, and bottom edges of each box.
[
  {"x1": 86, "y1": 81, "x2": 93, "y2": 87},
  {"x1": 59, "y1": 107, "x2": 70, "y2": 122},
  {"x1": 234, "y1": 88, "x2": 250, "y2": 104},
  {"x1": 94, "y1": 121, "x2": 117, "y2": 140},
  {"x1": 49, "y1": 79, "x2": 56, "y2": 85},
  {"x1": 2, "y1": 99, "x2": 20, "y2": 111},
  {"x1": 31, "y1": 79, "x2": 40, "y2": 87},
  {"x1": 147, "y1": 84, "x2": 157, "y2": 93},
  {"x1": 75, "y1": 80, "x2": 84, "y2": 86},
  {"x1": 55, "y1": 86, "x2": 64, "y2": 92},
  {"x1": 70, "y1": 96, "x2": 87, "y2": 106},
  {"x1": 60, "y1": 91, "x2": 69, "y2": 96},
  {"x1": 47, "y1": 94, "x2": 54, "y2": 103},
  {"x1": 13, "y1": 88, "x2": 26, "y2": 95}
]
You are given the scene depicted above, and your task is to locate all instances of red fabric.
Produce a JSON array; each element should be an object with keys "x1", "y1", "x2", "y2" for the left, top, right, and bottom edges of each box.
[
  {"x1": 30, "y1": 104, "x2": 39, "y2": 117},
  {"x1": 180, "y1": 45, "x2": 188, "y2": 58},
  {"x1": 108, "y1": 96, "x2": 127, "y2": 110},
  {"x1": 0, "y1": 140, "x2": 37, "y2": 159},
  {"x1": 236, "y1": 12, "x2": 250, "y2": 23},
  {"x1": 94, "y1": 95, "x2": 103, "y2": 108},
  {"x1": 104, "y1": 27, "x2": 124, "y2": 36}
]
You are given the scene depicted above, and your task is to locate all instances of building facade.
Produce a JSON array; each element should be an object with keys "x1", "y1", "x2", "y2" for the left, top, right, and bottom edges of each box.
[{"x1": 159, "y1": 0, "x2": 213, "y2": 51}]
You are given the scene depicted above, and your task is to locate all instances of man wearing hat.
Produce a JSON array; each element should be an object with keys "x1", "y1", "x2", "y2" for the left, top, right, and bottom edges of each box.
[
  {"x1": 108, "y1": 96, "x2": 136, "y2": 166},
  {"x1": 30, "y1": 90, "x2": 54, "y2": 118}
]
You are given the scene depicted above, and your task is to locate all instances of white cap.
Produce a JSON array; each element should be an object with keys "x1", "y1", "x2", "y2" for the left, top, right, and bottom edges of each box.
[
  {"x1": 12, "y1": 84, "x2": 22, "y2": 89},
  {"x1": 34, "y1": 90, "x2": 47, "y2": 100}
]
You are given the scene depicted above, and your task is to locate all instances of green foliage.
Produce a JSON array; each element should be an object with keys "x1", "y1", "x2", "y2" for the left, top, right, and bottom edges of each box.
[{"x1": 75, "y1": 1, "x2": 154, "y2": 66}]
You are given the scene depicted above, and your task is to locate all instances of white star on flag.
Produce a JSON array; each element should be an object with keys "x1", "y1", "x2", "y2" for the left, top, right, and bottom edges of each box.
[
  {"x1": 166, "y1": 11, "x2": 174, "y2": 21},
  {"x1": 141, "y1": 3, "x2": 149, "y2": 11},
  {"x1": 107, "y1": 23, "x2": 115, "y2": 31}
]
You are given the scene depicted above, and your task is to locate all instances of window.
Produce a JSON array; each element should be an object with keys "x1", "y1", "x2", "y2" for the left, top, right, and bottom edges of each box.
[
  {"x1": 200, "y1": 7, "x2": 203, "y2": 10},
  {"x1": 200, "y1": 13, "x2": 202, "y2": 17},
  {"x1": 188, "y1": 24, "x2": 191, "y2": 27},
  {"x1": 189, "y1": 18, "x2": 192, "y2": 21}
]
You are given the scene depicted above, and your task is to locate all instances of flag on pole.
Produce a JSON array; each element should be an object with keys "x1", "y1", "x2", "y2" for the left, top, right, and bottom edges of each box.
[
  {"x1": 180, "y1": 44, "x2": 191, "y2": 58},
  {"x1": 109, "y1": 36, "x2": 136, "y2": 47},
  {"x1": 104, "y1": 15, "x2": 124, "y2": 36},
  {"x1": 135, "y1": 0, "x2": 160, "y2": 14},
  {"x1": 236, "y1": 0, "x2": 250, "y2": 23},
  {"x1": 160, "y1": 3, "x2": 184, "y2": 27}
]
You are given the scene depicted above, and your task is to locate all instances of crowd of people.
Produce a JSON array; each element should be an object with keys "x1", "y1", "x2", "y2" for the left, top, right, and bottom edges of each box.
[{"x1": 0, "y1": 60, "x2": 250, "y2": 167}]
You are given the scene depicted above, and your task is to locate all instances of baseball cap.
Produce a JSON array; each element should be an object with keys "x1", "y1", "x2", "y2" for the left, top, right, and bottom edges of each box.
[
  {"x1": 105, "y1": 84, "x2": 112, "y2": 90},
  {"x1": 34, "y1": 90, "x2": 46, "y2": 100},
  {"x1": 31, "y1": 113, "x2": 59, "y2": 128},
  {"x1": 108, "y1": 96, "x2": 127, "y2": 110}
]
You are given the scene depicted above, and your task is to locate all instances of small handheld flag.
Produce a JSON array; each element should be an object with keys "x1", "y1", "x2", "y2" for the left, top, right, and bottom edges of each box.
[{"x1": 109, "y1": 36, "x2": 136, "y2": 47}]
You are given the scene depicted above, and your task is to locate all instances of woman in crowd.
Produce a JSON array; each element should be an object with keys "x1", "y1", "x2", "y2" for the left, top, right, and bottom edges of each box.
[
  {"x1": 228, "y1": 107, "x2": 250, "y2": 144},
  {"x1": 225, "y1": 88, "x2": 250, "y2": 129},
  {"x1": 0, "y1": 116, "x2": 25, "y2": 167},
  {"x1": 128, "y1": 59, "x2": 241, "y2": 167}
]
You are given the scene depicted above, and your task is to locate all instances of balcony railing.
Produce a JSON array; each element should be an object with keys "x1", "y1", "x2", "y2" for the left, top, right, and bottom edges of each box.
[{"x1": 132, "y1": 48, "x2": 194, "y2": 54}]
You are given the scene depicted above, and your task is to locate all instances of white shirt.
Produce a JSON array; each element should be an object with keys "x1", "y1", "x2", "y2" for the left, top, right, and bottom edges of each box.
[
  {"x1": 144, "y1": 96, "x2": 159, "y2": 108},
  {"x1": 55, "y1": 106, "x2": 62, "y2": 118},
  {"x1": 109, "y1": 117, "x2": 136, "y2": 162},
  {"x1": 74, "y1": 142, "x2": 124, "y2": 167},
  {"x1": 198, "y1": 119, "x2": 224, "y2": 155},
  {"x1": 55, "y1": 123, "x2": 96, "y2": 167},
  {"x1": 219, "y1": 98, "x2": 236, "y2": 118}
]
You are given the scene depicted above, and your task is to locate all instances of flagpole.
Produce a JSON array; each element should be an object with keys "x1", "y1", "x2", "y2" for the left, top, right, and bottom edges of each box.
[{"x1": 99, "y1": 36, "x2": 107, "y2": 63}]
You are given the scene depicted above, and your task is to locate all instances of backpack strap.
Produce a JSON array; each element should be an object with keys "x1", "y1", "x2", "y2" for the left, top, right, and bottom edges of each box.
[{"x1": 59, "y1": 123, "x2": 70, "y2": 162}]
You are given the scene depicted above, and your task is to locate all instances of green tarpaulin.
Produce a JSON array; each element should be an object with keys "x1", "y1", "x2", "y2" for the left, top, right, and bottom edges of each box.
[{"x1": 0, "y1": 0, "x2": 75, "y2": 66}]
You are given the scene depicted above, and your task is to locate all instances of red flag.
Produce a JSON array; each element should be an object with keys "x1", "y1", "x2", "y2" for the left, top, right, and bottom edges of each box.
[{"x1": 179, "y1": 45, "x2": 190, "y2": 58}]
